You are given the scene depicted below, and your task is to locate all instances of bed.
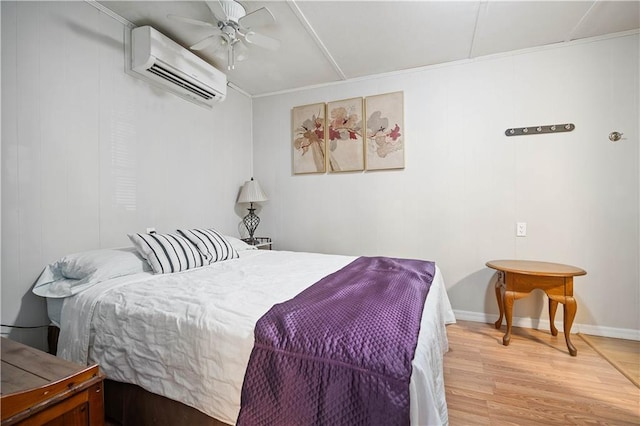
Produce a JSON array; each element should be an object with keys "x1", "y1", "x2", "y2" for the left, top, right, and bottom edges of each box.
[{"x1": 33, "y1": 233, "x2": 455, "y2": 426}]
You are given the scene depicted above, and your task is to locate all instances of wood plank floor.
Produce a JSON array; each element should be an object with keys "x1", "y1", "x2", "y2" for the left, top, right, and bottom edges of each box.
[
  {"x1": 444, "y1": 321, "x2": 640, "y2": 425},
  {"x1": 580, "y1": 333, "x2": 640, "y2": 388}
]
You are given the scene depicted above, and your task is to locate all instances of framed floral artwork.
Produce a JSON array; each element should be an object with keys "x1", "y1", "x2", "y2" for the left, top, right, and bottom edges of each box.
[
  {"x1": 364, "y1": 91, "x2": 404, "y2": 170},
  {"x1": 327, "y1": 97, "x2": 364, "y2": 172},
  {"x1": 292, "y1": 102, "x2": 326, "y2": 174}
]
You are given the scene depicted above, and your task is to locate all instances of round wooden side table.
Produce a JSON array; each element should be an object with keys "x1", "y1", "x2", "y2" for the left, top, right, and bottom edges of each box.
[{"x1": 486, "y1": 259, "x2": 586, "y2": 356}]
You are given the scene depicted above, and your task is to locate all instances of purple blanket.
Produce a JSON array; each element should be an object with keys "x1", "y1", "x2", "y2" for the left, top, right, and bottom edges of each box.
[{"x1": 237, "y1": 256, "x2": 435, "y2": 426}]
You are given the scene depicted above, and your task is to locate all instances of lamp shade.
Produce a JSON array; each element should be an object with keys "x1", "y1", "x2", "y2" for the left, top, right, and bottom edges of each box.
[{"x1": 237, "y1": 178, "x2": 268, "y2": 204}]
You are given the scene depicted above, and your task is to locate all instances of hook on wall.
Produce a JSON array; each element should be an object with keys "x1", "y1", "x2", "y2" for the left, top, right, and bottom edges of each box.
[{"x1": 609, "y1": 131, "x2": 624, "y2": 142}]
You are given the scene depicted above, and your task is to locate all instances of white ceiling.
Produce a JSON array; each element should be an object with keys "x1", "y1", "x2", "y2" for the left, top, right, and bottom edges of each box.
[{"x1": 97, "y1": 0, "x2": 640, "y2": 96}]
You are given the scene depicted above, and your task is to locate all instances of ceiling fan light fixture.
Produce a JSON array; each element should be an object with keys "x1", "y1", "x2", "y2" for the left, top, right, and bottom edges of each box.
[
  {"x1": 235, "y1": 42, "x2": 249, "y2": 62},
  {"x1": 172, "y1": 0, "x2": 279, "y2": 70},
  {"x1": 221, "y1": 24, "x2": 236, "y2": 39}
]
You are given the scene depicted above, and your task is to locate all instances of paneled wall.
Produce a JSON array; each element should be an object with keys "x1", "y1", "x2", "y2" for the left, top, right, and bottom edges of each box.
[
  {"x1": 1, "y1": 2, "x2": 252, "y2": 349},
  {"x1": 2, "y1": 2, "x2": 638, "y2": 349},
  {"x1": 253, "y1": 34, "x2": 639, "y2": 337}
]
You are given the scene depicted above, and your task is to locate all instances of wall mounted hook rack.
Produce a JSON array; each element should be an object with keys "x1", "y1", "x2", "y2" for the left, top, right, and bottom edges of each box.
[{"x1": 505, "y1": 123, "x2": 575, "y2": 137}]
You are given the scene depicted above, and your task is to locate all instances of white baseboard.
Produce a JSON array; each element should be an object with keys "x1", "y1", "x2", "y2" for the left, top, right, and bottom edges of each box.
[{"x1": 453, "y1": 310, "x2": 640, "y2": 341}]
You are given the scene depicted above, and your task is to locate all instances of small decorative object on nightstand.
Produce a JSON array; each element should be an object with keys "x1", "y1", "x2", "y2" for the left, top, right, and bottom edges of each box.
[
  {"x1": 242, "y1": 236, "x2": 272, "y2": 250},
  {"x1": 237, "y1": 177, "x2": 268, "y2": 245}
]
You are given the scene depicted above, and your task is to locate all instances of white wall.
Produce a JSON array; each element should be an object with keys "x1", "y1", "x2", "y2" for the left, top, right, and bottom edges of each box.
[
  {"x1": 1, "y1": 1, "x2": 253, "y2": 349},
  {"x1": 1, "y1": 3, "x2": 636, "y2": 350},
  {"x1": 253, "y1": 34, "x2": 639, "y2": 338}
]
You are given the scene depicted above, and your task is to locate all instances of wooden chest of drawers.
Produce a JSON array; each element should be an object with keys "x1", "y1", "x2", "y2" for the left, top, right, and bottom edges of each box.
[{"x1": 1, "y1": 338, "x2": 104, "y2": 425}]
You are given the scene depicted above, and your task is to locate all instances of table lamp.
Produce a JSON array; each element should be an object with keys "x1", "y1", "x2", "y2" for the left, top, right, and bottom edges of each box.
[{"x1": 237, "y1": 177, "x2": 268, "y2": 245}]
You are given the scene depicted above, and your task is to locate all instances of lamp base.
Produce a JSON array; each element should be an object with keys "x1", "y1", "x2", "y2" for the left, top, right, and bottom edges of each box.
[{"x1": 243, "y1": 205, "x2": 261, "y2": 244}]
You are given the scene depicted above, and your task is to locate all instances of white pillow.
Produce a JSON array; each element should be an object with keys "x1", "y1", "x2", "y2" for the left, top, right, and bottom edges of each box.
[
  {"x1": 129, "y1": 232, "x2": 207, "y2": 274},
  {"x1": 32, "y1": 247, "x2": 151, "y2": 298},
  {"x1": 177, "y1": 228, "x2": 239, "y2": 263}
]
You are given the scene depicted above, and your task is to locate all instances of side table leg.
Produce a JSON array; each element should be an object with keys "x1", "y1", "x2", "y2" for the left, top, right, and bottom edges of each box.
[
  {"x1": 563, "y1": 297, "x2": 578, "y2": 356},
  {"x1": 549, "y1": 298, "x2": 559, "y2": 336},
  {"x1": 494, "y1": 272, "x2": 505, "y2": 329},
  {"x1": 503, "y1": 290, "x2": 515, "y2": 346}
]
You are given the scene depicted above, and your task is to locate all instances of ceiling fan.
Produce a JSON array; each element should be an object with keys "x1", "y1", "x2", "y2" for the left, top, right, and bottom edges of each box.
[{"x1": 168, "y1": 0, "x2": 280, "y2": 71}]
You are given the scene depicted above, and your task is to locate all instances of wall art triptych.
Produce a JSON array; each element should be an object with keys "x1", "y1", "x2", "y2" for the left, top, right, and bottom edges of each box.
[{"x1": 292, "y1": 91, "x2": 404, "y2": 174}]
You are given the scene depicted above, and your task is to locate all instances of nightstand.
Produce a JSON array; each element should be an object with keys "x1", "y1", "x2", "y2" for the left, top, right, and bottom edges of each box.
[
  {"x1": 1, "y1": 337, "x2": 105, "y2": 425},
  {"x1": 242, "y1": 236, "x2": 272, "y2": 250}
]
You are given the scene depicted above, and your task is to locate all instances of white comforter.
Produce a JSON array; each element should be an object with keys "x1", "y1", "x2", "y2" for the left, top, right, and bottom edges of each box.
[{"x1": 58, "y1": 250, "x2": 455, "y2": 425}]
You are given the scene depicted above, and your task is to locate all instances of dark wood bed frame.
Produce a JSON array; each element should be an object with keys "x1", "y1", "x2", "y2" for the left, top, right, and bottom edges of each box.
[{"x1": 48, "y1": 326, "x2": 230, "y2": 426}]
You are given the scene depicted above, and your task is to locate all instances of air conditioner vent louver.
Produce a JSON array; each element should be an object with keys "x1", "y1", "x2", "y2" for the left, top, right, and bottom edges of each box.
[
  {"x1": 147, "y1": 64, "x2": 216, "y2": 100},
  {"x1": 131, "y1": 26, "x2": 226, "y2": 108}
]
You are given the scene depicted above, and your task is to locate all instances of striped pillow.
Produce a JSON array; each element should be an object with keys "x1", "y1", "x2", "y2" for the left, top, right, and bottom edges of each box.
[
  {"x1": 177, "y1": 228, "x2": 239, "y2": 264},
  {"x1": 128, "y1": 232, "x2": 206, "y2": 274}
]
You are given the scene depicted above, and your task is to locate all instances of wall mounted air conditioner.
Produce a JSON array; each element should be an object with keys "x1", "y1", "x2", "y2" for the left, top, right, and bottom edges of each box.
[{"x1": 131, "y1": 26, "x2": 227, "y2": 107}]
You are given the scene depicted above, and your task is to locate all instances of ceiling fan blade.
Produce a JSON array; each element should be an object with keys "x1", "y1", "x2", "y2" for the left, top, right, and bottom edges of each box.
[
  {"x1": 205, "y1": 0, "x2": 228, "y2": 21},
  {"x1": 190, "y1": 35, "x2": 221, "y2": 51},
  {"x1": 244, "y1": 31, "x2": 280, "y2": 51},
  {"x1": 167, "y1": 14, "x2": 215, "y2": 28},
  {"x1": 238, "y1": 7, "x2": 275, "y2": 29}
]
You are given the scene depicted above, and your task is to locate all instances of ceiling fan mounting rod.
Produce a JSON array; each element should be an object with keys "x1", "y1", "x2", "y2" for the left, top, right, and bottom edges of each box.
[{"x1": 220, "y1": 0, "x2": 247, "y2": 23}]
